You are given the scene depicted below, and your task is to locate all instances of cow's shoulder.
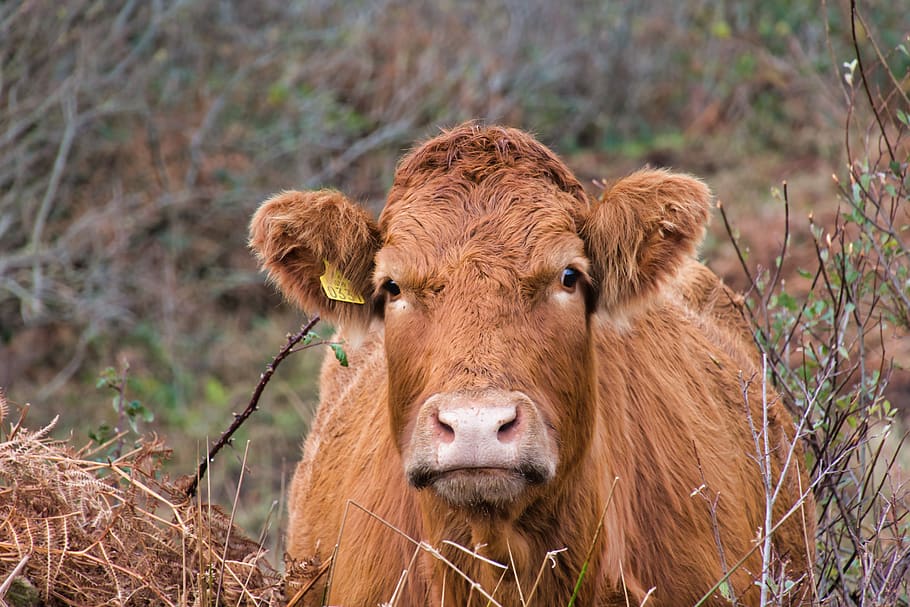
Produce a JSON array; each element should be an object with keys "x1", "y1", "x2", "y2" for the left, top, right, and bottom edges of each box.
[
  {"x1": 302, "y1": 326, "x2": 388, "y2": 483},
  {"x1": 669, "y1": 258, "x2": 760, "y2": 372},
  {"x1": 316, "y1": 325, "x2": 386, "y2": 415},
  {"x1": 289, "y1": 326, "x2": 387, "y2": 537}
]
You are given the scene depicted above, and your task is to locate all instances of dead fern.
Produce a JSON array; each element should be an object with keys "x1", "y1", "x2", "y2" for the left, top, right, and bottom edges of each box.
[{"x1": 0, "y1": 418, "x2": 282, "y2": 606}]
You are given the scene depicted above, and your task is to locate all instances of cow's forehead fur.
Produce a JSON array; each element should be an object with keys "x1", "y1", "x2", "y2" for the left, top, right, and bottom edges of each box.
[
  {"x1": 376, "y1": 123, "x2": 590, "y2": 284},
  {"x1": 385, "y1": 123, "x2": 588, "y2": 213}
]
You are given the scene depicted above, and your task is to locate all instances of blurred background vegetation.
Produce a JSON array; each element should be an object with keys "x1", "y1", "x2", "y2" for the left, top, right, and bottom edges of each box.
[{"x1": 1, "y1": 0, "x2": 908, "y2": 577}]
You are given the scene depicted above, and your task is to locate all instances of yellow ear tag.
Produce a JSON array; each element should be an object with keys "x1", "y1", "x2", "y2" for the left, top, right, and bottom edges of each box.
[{"x1": 319, "y1": 260, "x2": 365, "y2": 304}]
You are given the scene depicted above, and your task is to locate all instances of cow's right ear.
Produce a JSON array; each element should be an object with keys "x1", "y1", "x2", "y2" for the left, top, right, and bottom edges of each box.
[{"x1": 249, "y1": 190, "x2": 381, "y2": 330}]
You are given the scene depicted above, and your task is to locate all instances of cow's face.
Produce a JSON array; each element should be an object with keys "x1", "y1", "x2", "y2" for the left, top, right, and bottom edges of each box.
[
  {"x1": 249, "y1": 124, "x2": 710, "y2": 518},
  {"x1": 376, "y1": 174, "x2": 596, "y2": 514}
]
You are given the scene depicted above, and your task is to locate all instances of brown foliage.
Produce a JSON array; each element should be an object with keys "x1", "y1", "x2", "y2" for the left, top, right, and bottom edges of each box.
[{"x1": 0, "y1": 403, "x2": 281, "y2": 606}]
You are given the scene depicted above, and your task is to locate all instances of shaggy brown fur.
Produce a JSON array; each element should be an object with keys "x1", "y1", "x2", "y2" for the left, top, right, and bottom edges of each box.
[{"x1": 250, "y1": 123, "x2": 815, "y2": 606}]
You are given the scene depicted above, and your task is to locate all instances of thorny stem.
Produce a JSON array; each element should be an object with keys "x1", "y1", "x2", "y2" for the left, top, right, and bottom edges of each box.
[{"x1": 184, "y1": 315, "x2": 321, "y2": 499}]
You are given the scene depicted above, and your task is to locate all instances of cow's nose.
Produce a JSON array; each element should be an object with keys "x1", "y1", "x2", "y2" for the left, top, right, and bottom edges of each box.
[
  {"x1": 434, "y1": 405, "x2": 520, "y2": 446},
  {"x1": 430, "y1": 401, "x2": 525, "y2": 472},
  {"x1": 404, "y1": 390, "x2": 557, "y2": 500}
]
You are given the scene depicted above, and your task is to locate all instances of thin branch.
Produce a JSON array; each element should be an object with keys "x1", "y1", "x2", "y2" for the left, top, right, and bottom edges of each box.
[
  {"x1": 184, "y1": 315, "x2": 320, "y2": 499},
  {"x1": 765, "y1": 182, "x2": 790, "y2": 298},
  {"x1": 716, "y1": 200, "x2": 757, "y2": 296},
  {"x1": 29, "y1": 91, "x2": 78, "y2": 318},
  {"x1": 850, "y1": 0, "x2": 895, "y2": 163}
]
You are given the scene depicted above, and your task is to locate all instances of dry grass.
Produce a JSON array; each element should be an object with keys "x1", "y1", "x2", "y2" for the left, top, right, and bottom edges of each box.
[{"x1": 0, "y1": 396, "x2": 282, "y2": 607}]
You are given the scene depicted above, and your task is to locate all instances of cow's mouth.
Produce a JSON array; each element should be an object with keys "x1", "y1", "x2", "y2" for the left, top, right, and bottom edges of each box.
[
  {"x1": 402, "y1": 390, "x2": 558, "y2": 510},
  {"x1": 408, "y1": 463, "x2": 551, "y2": 509}
]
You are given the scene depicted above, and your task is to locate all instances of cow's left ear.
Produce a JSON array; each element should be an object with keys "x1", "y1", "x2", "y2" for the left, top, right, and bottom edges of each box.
[{"x1": 580, "y1": 169, "x2": 711, "y2": 312}]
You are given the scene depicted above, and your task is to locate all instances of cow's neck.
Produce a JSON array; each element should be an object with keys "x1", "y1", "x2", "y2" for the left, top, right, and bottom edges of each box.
[{"x1": 417, "y1": 439, "x2": 621, "y2": 604}]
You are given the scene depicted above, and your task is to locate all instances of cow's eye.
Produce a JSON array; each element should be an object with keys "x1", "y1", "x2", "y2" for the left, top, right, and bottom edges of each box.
[
  {"x1": 560, "y1": 268, "x2": 580, "y2": 291},
  {"x1": 382, "y1": 279, "x2": 401, "y2": 298}
]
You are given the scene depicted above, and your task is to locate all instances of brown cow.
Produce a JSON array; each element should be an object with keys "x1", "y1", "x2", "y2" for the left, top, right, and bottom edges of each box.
[{"x1": 250, "y1": 123, "x2": 814, "y2": 606}]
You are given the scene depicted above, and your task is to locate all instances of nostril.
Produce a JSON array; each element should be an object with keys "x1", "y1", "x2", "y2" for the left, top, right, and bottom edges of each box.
[
  {"x1": 434, "y1": 414, "x2": 456, "y2": 444},
  {"x1": 497, "y1": 411, "x2": 520, "y2": 442},
  {"x1": 497, "y1": 418, "x2": 516, "y2": 439}
]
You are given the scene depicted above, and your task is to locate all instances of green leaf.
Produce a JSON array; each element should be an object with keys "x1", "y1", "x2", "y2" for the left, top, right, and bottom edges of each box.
[
  {"x1": 204, "y1": 377, "x2": 228, "y2": 406},
  {"x1": 771, "y1": 291, "x2": 797, "y2": 312},
  {"x1": 710, "y1": 20, "x2": 731, "y2": 39},
  {"x1": 330, "y1": 343, "x2": 348, "y2": 367},
  {"x1": 96, "y1": 366, "x2": 117, "y2": 389},
  {"x1": 89, "y1": 423, "x2": 114, "y2": 445},
  {"x1": 719, "y1": 580, "x2": 734, "y2": 601},
  {"x1": 266, "y1": 82, "x2": 290, "y2": 105}
]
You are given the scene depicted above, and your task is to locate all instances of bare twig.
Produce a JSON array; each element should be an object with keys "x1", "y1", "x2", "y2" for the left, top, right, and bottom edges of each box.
[
  {"x1": 214, "y1": 439, "x2": 250, "y2": 606},
  {"x1": 765, "y1": 182, "x2": 790, "y2": 298},
  {"x1": 693, "y1": 481, "x2": 820, "y2": 607},
  {"x1": 849, "y1": 0, "x2": 895, "y2": 163},
  {"x1": 690, "y1": 446, "x2": 735, "y2": 605},
  {"x1": 716, "y1": 200, "x2": 757, "y2": 297},
  {"x1": 0, "y1": 554, "x2": 30, "y2": 597},
  {"x1": 28, "y1": 91, "x2": 78, "y2": 319},
  {"x1": 184, "y1": 315, "x2": 320, "y2": 499}
]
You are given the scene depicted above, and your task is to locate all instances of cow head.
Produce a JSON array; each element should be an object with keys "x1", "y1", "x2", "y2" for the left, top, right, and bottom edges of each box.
[{"x1": 250, "y1": 123, "x2": 710, "y2": 521}]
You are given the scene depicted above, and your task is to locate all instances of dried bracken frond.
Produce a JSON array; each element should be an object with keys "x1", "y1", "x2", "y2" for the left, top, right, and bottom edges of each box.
[
  {"x1": 284, "y1": 553, "x2": 326, "y2": 600},
  {"x1": 0, "y1": 424, "x2": 282, "y2": 606},
  {"x1": 0, "y1": 389, "x2": 8, "y2": 426}
]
